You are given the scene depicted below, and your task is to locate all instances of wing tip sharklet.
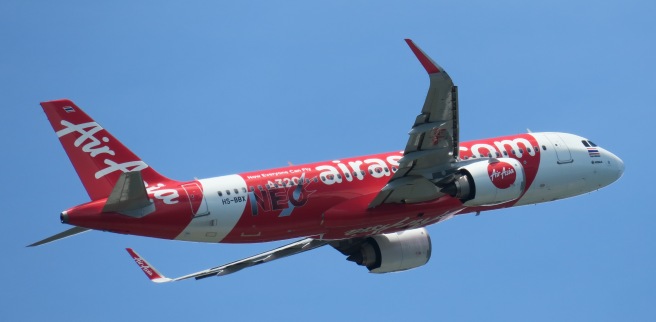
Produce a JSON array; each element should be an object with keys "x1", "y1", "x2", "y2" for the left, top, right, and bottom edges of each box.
[
  {"x1": 125, "y1": 248, "x2": 173, "y2": 283},
  {"x1": 404, "y1": 39, "x2": 441, "y2": 74}
]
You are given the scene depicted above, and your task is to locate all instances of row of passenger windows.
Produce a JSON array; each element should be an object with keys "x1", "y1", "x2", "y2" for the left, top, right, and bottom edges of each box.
[
  {"x1": 217, "y1": 187, "x2": 249, "y2": 196},
  {"x1": 217, "y1": 179, "x2": 317, "y2": 196},
  {"x1": 461, "y1": 145, "x2": 546, "y2": 160}
]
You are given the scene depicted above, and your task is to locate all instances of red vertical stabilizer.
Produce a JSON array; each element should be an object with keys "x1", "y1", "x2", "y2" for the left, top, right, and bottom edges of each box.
[{"x1": 41, "y1": 99, "x2": 173, "y2": 200}]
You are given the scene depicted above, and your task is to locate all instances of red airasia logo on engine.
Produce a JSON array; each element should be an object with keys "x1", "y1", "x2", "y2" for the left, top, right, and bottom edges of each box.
[{"x1": 487, "y1": 161, "x2": 516, "y2": 189}]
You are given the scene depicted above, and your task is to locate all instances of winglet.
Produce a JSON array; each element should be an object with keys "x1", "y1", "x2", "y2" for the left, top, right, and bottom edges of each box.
[
  {"x1": 126, "y1": 248, "x2": 172, "y2": 283},
  {"x1": 404, "y1": 39, "x2": 441, "y2": 74}
]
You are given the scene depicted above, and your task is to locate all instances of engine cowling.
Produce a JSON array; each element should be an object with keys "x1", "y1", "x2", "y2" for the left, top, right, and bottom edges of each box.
[
  {"x1": 441, "y1": 158, "x2": 526, "y2": 206},
  {"x1": 346, "y1": 228, "x2": 432, "y2": 273}
]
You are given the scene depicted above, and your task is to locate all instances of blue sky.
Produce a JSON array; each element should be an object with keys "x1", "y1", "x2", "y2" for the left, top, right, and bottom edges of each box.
[{"x1": 2, "y1": 1, "x2": 654, "y2": 321}]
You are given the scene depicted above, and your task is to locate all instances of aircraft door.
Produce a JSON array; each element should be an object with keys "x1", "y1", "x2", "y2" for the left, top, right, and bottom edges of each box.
[
  {"x1": 545, "y1": 133, "x2": 573, "y2": 164},
  {"x1": 181, "y1": 182, "x2": 210, "y2": 217}
]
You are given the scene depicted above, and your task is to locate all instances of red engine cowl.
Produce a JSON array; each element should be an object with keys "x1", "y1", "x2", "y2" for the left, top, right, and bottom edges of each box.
[{"x1": 441, "y1": 158, "x2": 526, "y2": 206}]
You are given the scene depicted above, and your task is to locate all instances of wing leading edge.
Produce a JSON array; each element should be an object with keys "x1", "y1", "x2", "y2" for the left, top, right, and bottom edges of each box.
[
  {"x1": 369, "y1": 39, "x2": 459, "y2": 208},
  {"x1": 127, "y1": 238, "x2": 328, "y2": 282}
]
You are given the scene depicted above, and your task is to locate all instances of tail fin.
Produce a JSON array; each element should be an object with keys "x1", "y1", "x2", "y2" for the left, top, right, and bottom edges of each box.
[{"x1": 41, "y1": 99, "x2": 172, "y2": 200}]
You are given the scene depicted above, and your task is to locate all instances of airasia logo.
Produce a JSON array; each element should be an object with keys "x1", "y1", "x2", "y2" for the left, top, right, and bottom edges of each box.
[
  {"x1": 487, "y1": 161, "x2": 516, "y2": 189},
  {"x1": 56, "y1": 121, "x2": 148, "y2": 179}
]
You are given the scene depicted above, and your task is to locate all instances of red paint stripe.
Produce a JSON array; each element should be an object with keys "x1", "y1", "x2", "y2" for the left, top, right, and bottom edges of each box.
[{"x1": 405, "y1": 39, "x2": 440, "y2": 74}]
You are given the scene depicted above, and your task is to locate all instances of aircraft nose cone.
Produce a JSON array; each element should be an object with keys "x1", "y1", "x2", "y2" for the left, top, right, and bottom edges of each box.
[
  {"x1": 606, "y1": 150, "x2": 624, "y2": 183},
  {"x1": 614, "y1": 154, "x2": 624, "y2": 180}
]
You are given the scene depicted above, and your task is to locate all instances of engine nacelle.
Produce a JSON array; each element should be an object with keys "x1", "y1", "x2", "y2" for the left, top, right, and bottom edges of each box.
[
  {"x1": 346, "y1": 228, "x2": 432, "y2": 273},
  {"x1": 441, "y1": 158, "x2": 526, "y2": 206}
]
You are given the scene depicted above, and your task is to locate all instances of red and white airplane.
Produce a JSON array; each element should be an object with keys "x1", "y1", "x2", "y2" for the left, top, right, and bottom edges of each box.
[{"x1": 30, "y1": 40, "x2": 624, "y2": 282}]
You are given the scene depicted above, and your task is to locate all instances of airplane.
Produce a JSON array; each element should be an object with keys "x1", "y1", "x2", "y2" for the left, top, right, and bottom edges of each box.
[{"x1": 30, "y1": 39, "x2": 624, "y2": 282}]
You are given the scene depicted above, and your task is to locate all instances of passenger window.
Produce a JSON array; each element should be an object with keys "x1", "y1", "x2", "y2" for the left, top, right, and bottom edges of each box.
[
  {"x1": 542, "y1": 145, "x2": 547, "y2": 150},
  {"x1": 503, "y1": 151, "x2": 508, "y2": 156},
  {"x1": 218, "y1": 191, "x2": 223, "y2": 197},
  {"x1": 249, "y1": 186, "x2": 254, "y2": 192},
  {"x1": 234, "y1": 188, "x2": 239, "y2": 194},
  {"x1": 495, "y1": 152, "x2": 500, "y2": 157},
  {"x1": 519, "y1": 148, "x2": 523, "y2": 154},
  {"x1": 511, "y1": 150, "x2": 516, "y2": 155},
  {"x1": 527, "y1": 147, "x2": 532, "y2": 153},
  {"x1": 226, "y1": 190, "x2": 231, "y2": 195},
  {"x1": 345, "y1": 172, "x2": 351, "y2": 178},
  {"x1": 258, "y1": 185, "x2": 263, "y2": 191},
  {"x1": 242, "y1": 187, "x2": 247, "y2": 193}
]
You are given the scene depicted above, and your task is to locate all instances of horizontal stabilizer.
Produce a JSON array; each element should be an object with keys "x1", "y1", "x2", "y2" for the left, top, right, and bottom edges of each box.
[
  {"x1": 27, "y1": 226, "x2": 90, "y2": 247},
  {"x1": 102, "y1": 171, "x2": 154, "y2": 218}
]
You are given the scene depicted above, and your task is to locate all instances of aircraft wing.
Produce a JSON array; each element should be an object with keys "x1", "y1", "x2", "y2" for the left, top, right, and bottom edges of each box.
[
  {"x1": 369, "y1": 39, "x2": 459, "y2": 208},
  {"x1": 126, "y1": 238, "x2": 328, "y2": 282}
]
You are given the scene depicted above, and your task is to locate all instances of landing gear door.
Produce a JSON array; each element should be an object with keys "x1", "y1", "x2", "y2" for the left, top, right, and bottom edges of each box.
[
  {"x1": 545, "y1": 133, "x2": 573, "y2": 164},
  {"x1": 182, "y1": 182, "x2": 210, "y2": 217}
]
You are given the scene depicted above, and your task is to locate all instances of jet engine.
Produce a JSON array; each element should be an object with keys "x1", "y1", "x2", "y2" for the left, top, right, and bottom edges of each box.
[
  {"x1": 339, "y1": 228, "x2": 432, "y2": 273},
  {"x1": 440, "y1": 158, "x2": 526, "y2": 206}
]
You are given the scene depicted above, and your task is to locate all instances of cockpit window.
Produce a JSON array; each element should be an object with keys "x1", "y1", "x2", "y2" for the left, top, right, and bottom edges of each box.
[
  {"x1": 588, "y1": 140, "x2": 598, "y2": 147},
  {"x1": 581, "y1": 140, "x2": 590, "y2": 147}
]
